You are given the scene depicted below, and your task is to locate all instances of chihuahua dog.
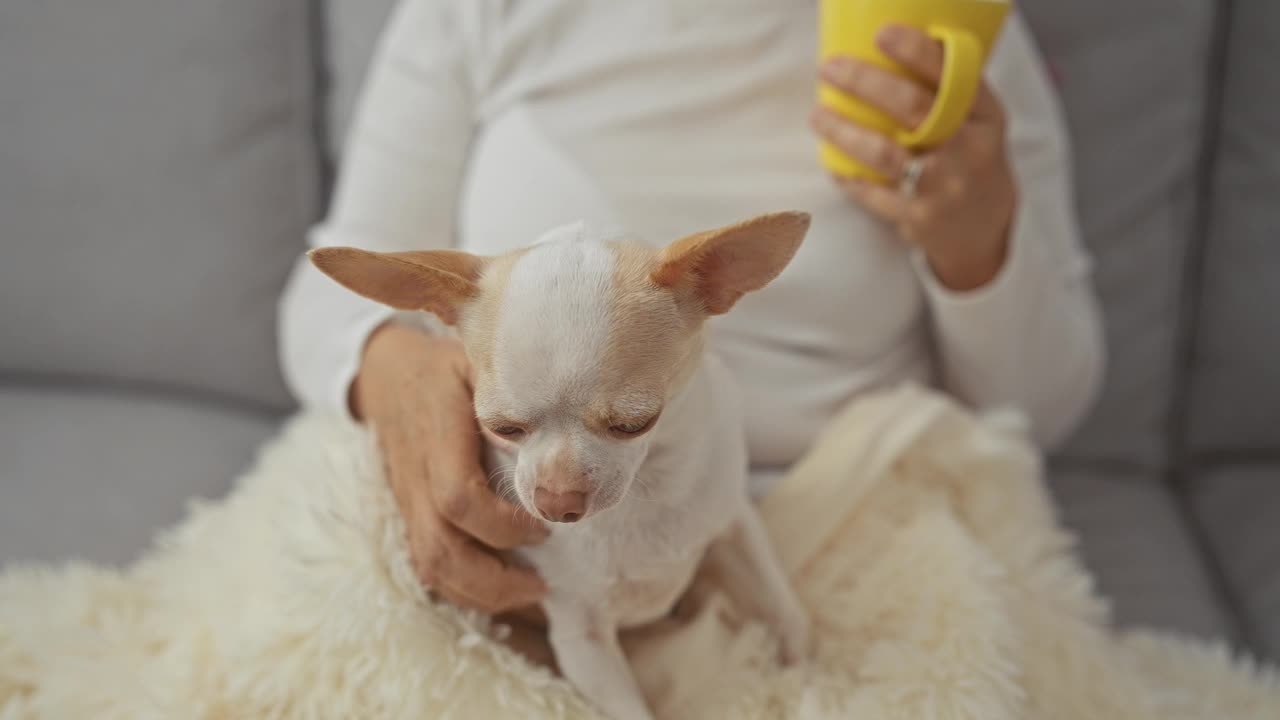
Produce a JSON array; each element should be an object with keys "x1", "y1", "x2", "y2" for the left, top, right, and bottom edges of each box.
[{"x1": 310, "y1": 212, "x2": 811, "y2": 720}]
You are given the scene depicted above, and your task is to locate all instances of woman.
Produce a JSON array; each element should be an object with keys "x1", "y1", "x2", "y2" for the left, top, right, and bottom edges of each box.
[{"x1": 280, "y1": 0, "x2": 1103, "y2": 619}]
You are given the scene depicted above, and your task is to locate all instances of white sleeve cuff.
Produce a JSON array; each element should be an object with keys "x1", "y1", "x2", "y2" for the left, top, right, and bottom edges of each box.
[
  {"x1": 325, "y1": 305, "x2": 399, "y2": 421},
  {"x1": 906, "y1": 201, "x2": 1103, "y2": 449},
  {"x1": 278, "y1": 239, "x2": 398, "y2": 422},
  {"x1": 910, "y1": 203, "x2": 1051, "y2": 344}
]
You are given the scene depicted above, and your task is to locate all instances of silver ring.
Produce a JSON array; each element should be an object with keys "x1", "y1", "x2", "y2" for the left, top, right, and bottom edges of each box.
[{"x1": 899, "y1": 156, "x2": 926, "y2": 198}]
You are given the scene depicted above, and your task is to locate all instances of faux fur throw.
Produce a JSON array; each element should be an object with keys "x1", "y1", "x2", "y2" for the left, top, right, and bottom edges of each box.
[{"x1": 2, "y1": 385, "x2": 1277, "y2": 719}]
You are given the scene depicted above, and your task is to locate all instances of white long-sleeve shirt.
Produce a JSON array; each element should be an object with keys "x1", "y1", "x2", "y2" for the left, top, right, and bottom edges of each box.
[{"x1": 280, "y1": 0, "x2": 1104, "y2": 477}]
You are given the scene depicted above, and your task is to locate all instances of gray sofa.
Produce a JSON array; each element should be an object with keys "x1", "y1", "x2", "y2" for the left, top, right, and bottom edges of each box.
[{"x1": 2, "y1": 0, "x2": 1276, "y2": 664}]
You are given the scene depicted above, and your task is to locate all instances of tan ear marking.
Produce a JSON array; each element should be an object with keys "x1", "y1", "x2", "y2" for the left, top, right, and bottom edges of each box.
[
  {"x1": 308, "y1": 247, "x2": 488, "y2": 325},
  {"x1": 651, "y1": 211, "x2": 811, "y2": 315}
]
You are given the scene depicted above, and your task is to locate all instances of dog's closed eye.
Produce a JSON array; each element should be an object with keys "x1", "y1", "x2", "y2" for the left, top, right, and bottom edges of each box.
[
  {"x1": 607, "y1": 413, "x2": 659, "y2": 439},
  {"x1": 479, "y1": 418, "x2": 529, "y2": 441}
]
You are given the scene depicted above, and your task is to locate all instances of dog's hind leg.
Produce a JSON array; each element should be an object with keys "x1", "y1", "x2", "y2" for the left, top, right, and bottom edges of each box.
[{"x1": 706, "y1": 503, "x2": 811, "y2": 665}]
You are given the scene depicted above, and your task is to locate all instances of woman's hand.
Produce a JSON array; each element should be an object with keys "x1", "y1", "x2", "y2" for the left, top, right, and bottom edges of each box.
[
  {"x1": 811, "y1": 24, "x2": 1018, "y2": 292},
  {"x1": 353, "y1": 323, "x2": 548, "y2": 614}
]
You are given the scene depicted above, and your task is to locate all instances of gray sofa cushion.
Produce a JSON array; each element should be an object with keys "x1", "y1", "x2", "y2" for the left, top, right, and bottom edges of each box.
[
  {"x1": 1185, "y1": 0, "x2": 1280, "y2": 454},
  {"x1": 1020, "y1": 0, "x2": 1218, "y2": 466},
  {"x1": 0, "y1": 0, "x2": 319, "y2": 410},
  {"x1": 0, "y1": 386, "x2": 276, "y2": 568},
  {"x1": 1188, "y1": 466, "x2": 1280, "y2": 658},
  {"x1": 1050, "y1": 466, "x2": 1239, "y2": 644}
]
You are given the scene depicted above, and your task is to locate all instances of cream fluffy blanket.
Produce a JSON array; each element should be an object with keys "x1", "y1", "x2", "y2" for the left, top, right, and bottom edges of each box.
[{"x1": 2, "y1": 385, "x2": 1277, "y2": 719}]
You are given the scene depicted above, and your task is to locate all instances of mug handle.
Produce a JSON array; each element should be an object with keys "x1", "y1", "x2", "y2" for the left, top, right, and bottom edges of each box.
[{"x1": 896, "y1": 25, "x2": 982, "y2": 148}]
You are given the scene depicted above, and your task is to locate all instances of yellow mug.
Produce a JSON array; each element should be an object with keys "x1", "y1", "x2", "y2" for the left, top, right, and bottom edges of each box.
[{"x1": 818, "y1": 0, "x2": 1011, "y2": 181}]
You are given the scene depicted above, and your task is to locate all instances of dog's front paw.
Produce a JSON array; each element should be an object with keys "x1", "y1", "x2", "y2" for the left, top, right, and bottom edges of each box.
[{"x1": 777, "y1": 607, "x2": 811, "y2": 666}]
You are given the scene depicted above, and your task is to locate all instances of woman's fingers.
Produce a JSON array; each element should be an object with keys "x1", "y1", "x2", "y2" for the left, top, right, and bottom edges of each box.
[
  {"x1": 876, "y1": 24, "x2": 1004, "y2": 122},
  {"x1": 820, "y1": 57, "x2": 936, "y2": 131},
  {"x1": 839, "y1": 177, "x2": 909, "y2": 225},
  {"x1": 499, "y1": 604, "x2": 549, "y2": 629},
  {"x1": 818, "y1": 24, "x2": 946, "y2": 131},
  {"x1": 811, "y1": 108, "x2": 911, "y2": 180},
  {"x1": 360, "y1": 328, "x2": 552, "y2": 611},
  {"x1": 414, "y1": 515, "x2": 548, "y2": 614},
  {"x1": 874, "y1": 25, "x2": 945, "y2": 87},
  {"x1": 823, "y1": 26, "x2": 1002, "y2": 129},
  {"x1": 426, "y1": 451, "x2": 548, "y2": 550},
  {"x1": 438, "y1": 471, "x2": 549, "y2": 550},
  {"x1": 417, "y1": 353, "x2": 548, "y2": 550}
]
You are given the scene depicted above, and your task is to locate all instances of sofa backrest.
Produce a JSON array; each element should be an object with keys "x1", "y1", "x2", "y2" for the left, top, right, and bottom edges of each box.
[
  {"x1": 0, "y1": 0, "x2": 319, "y2": 412},
  {"x1": 1174, "y1": 0, "x2": 1280, "y2": 657},
  {"x1": 1019, "y1": 0, "x2": 1221, "y2": 469},
  {"x1": 1182, "y1": 0, "x2": 1280, "y2": 461},
  {"x1": 4, "y1": 0, "x2": 1273, "y2": 465},
  {"x1": 1024, "y1": 0, "x2": 1279, "y2": 473}
]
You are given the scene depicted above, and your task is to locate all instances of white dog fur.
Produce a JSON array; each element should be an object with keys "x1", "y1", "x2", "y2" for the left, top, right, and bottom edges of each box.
[{"x1": 306, "y1": 212, "x2": 814, "y2": 720}]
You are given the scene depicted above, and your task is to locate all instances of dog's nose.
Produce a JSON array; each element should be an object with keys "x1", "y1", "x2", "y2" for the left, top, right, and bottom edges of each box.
[{"x1": 533, "y1": 487, "x2": 587, "y2": 523}]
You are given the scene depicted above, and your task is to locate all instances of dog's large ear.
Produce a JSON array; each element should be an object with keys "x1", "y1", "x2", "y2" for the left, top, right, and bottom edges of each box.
[
  {"x1": 652, "y1": 211, "x2": 810, "y2": 316},
  {"x1": 308, "y1": 247, "x2": 489, "y2": 325}
]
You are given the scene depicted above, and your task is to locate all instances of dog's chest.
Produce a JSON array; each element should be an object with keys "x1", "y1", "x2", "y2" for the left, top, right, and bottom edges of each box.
[
  {"x1": 606, "y1": 549, "x2": 704, "y2": 628},
  {"x1": 519, "y1": 493, "x2": 734, "y2": 627}
]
